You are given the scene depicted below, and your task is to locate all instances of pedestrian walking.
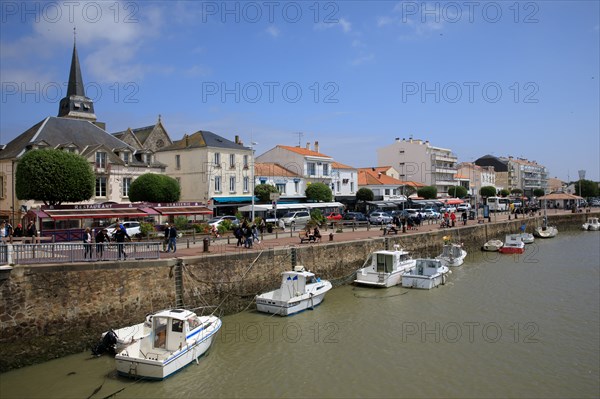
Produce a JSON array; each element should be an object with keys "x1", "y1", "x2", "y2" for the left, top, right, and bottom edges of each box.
[
  {"x1": 114, "y1": 226, "x2": 130, "y2": 260},
  {"x1": 166, "y1": 224, "x2": 177, "y2": 253},
  {"x1": 26, "y1": 221, "x2": 37, "y2": 243},
  {"x1": 95, "y1": 228, "x2": 108, "y2": 259},
  {"x1": 163, "y1": 223, "x2": 170, "y2": 252},
  {"x1": 83, "y1": 227, "x2": 93, "y2": 259}
]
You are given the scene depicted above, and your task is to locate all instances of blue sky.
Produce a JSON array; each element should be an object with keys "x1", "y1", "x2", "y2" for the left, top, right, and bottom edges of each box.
[{"x1": 1, "y1": 1, "x2": 599, "y2": 182}]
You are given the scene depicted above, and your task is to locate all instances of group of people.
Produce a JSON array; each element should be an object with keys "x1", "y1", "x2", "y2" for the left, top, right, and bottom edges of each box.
[
  {"x1": 0, "y1": 220, "x2": 37, "y2": 243},
  {"x1": 439, "y1": 211, "x2": 469, "y2": 228},
  {"x1": 163, "y1": 223, "x2": 178, "y2": 253},
  {"x1": 302, "y1": 226, "x2": 322, "y2": 242},
  {"x1": 83, "y1": 220, "x2": 132, "y2": 260},
  {"x1": 233, "y1": 222, "x2": 260, "y2": 248}
]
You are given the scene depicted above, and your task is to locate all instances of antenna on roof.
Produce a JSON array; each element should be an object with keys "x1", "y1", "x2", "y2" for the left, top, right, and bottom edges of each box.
[
  {"x1": 73, "y1": 26, "x2": 76, "y2": 46},
  {"x1": 292, "y1": 132, "x2": 304, "y2": 146}
]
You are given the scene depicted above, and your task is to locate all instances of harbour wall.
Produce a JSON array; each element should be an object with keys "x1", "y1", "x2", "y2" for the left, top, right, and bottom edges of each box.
[{"x1": 0, "y1": 212, "x2": 591, "y2": 371}]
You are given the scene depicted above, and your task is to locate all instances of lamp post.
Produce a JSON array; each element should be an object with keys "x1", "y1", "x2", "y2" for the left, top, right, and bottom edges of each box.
[
  {"x1": 250, "y1": 142, "x2": 258, "y2": 222},
  {"x1": 578, "y1": 170, "x2": 585, "y2": 208}
]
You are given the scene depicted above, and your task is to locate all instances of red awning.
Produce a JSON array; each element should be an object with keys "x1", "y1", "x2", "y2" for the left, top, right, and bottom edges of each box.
[
  {"x1": 443, "y1": 198, "x2": 464, "y2": 205},
  {"x1": 153, "y1": 206, "x2": 212, "y2": 215},
  {"x1": 141, "y1": 207, "x2": 160, "y2": 215},
  {"x1": 43, "y1": 208, "x2": 148, "y2": 220}
]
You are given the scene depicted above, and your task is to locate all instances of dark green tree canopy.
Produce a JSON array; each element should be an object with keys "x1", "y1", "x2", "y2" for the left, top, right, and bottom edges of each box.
[
  {"x1": 305, "y1": 182, "x2": 333, "y2": 202},
  {"x1": 129, "y1": 173, "x2": 180, "y2": 203},
  {"x1": 510, "y1": 188, "x2": 523, "y2": 195},
  {"x1": 447, "y1": 186, "x2": 468, "y2": 198},
  {"x1": 498, "y1": 188, "x2": 510, "y2": 197},
  {"x1": 356, "y1": 187, "x2": 374, "y2": 202},
  {"x1": 480, "y1": 186, "x2": 497, "y2": 197},
  {"x1": 15, "y1": 149, "x2": 94, "y2": 206},
  {"x1": 574, "y1": 179, "x2": 599, "y2": 198},
  {"x1": 417, "y1": 186, "x2": 437, "y2": 199},
  {"x1": 533, "y1": 188, "x2": 545, "y2": 197},
  {"x1": 254, "y1": 183, "x2": 279, "y2": 202}
]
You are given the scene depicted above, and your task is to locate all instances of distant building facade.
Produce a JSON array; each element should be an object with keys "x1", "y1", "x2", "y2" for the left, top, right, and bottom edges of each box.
[{"x1": 377, "y1": 138, "x2": 458, "y2": 196}]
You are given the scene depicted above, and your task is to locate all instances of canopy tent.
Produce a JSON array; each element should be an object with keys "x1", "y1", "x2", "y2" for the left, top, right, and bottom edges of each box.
[
  {"x1": 537, "y1": 192, "x2": 583, "y2": 200},
  {"x1": 42, "y1": 207, "x2": 148, "y2": 220},
  {"x1": 441, "y1": 198, "x2": 464, "y2": 205},
  {"x1": 153, "y1": 206, "x2": 212, "y2": 215}
]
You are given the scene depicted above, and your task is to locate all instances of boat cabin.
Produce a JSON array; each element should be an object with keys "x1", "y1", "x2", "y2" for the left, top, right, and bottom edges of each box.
[
  {"x1": 152, "y1": 309, "x2": 201, "y2": 352},
  {"x1": 374, "y1": 250, "x2": 412, "y2": 273},
  {"x1": 414, "y1": 259, "x2": 444, "y2": 276},
  {"x1": 278, "y1": 270, "x2": 316, "y2": 301}
]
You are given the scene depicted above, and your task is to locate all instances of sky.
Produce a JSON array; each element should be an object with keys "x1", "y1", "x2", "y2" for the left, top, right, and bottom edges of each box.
[{"x1": 1, "y1": 0, "x2": 599, "y2": 182}]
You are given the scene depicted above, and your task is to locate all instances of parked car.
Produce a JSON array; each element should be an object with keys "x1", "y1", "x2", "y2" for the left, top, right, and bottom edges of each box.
[
  {"x1": 106, "y1": 221, "x2": 141, "y2": 238},
  {"x1": 422, "y1": 208, "x2": 441, "y2": 219},
  {"x1": 440, "y1": 206, "x2": 457, "y2": 213},
  {"x1": 368, "y1": 211, "x2": 393, "y2": 224},
  {"x1": 207, "y1": 216, "x2": 239, "y2": 228},
  {"x1": 325, "y1": 212, "x2": 343, "y2": 221},
  {"x1": 342, "y1": 212, "x2": 368, "y2": 222},
  {"x1": 279, "y1": 211, "x2": 311, "y2": 226},
  {"x1": 457, "y1": 204, "x2": 472, "y2": 212},
  {"x1": 404, "y1": 209, "x2": 424, "y2": 220}
]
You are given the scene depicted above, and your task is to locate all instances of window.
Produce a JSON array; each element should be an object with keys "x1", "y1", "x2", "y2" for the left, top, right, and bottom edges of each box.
[
  {"x1": 350, "y1": 182, "x2": 354, "y2": 192},
  {"x1": 96, "y1": 176, "x2": 107, "y2": 197},
  {"x1": 214, "y1": 176, "x2": 221, "y2": 193},
  {"x1": 294, "y1": 181, "x2": 300, "y2": 194},
  {"x1": 122, "y1": 178, "x2": 131, "y2": 197},
  {"x1": 96, "y1": 152, "x2": 107, "y2": 168},
  {"x1": 376, "y1": 254, "x2": 393, "y2": 273},
  {"x1": 276, "y1": 183, "x2": 286, "y2": 194},
  {"x1": 323, "y1": 164, "x2": 329, "y2": 176},
  {"x1": 337, "y1": 182, "x2": 341, "y2": 192},
  {"x1": 176, "y1": 155, "x2": 181, "y2": 170},
  {"x1": 123, "y1": 152, "x2": 130, "y2": 164},
  {"x1": 229, "y1": 154, "x2": 235, "y2": 168},
  {"x1": 307, "y1": 162, "x2": 316, "y2": 176},
  {"x1": 243, "y1": 155, "x2": 249, "y2": 168},
  {"x1": 243, "y1": 176, "x2": 249, "y2": 193},
  {"x1": 214, "y1": 152, "x2": 221, "y2": 166},
  {"x1": 229, "y1": 176, "x2": 236, "y2": 193}
]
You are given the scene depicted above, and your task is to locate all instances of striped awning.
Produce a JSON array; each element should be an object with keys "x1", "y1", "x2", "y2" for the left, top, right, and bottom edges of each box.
[
  {"x1": 43, "y1": 208, "x2": 147, "y2": 220},
  {"x1": 153, "y1": 206, "x2": 212, "y2": 215}
]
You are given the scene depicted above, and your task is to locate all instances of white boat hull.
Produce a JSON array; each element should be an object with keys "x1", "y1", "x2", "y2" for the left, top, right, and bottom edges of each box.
[
  {"x1": 436, "y1": 252, "x2": 466, "y2": 267},
  {"x1": 115, "y1": 316, "x2": 221, "y2": 380},
  {"x1": 534, "y1": 226, "x2": 558, "y2": 238},
  {"x1": 354, "y1": 270, "x2": 405, "y2": 287},
  {"x1": 482, "y1": 240, "x2": 503, "y2": 252},
  {"x1": 582, "y1": 223, "x2": 600, "y2": 231},
  {"x1": 402, "y1": 272, "x2": 447, "y2": 289},
  {"x1": 520, "y1": 233, "x2": 535, "y2": 244},
  {"x1": 256, "y1": 284, "x2": 331, "y2": 316}
]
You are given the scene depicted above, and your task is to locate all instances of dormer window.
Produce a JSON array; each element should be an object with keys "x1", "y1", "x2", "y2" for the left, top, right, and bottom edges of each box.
[
  {"x1": 96, "y1": 152, "x2": 107, "y2": 168},
  {"x1": 74, "y1": 102, "x2": 81, "y2": 108},
  {"x1": 123, "y1": 152, "x2": 130, "y2": 164}
]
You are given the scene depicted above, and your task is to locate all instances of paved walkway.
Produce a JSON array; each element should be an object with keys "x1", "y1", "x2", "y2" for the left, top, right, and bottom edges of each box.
[{"x1": 159, "y1": 209, "x2": 588, "y2": 259}]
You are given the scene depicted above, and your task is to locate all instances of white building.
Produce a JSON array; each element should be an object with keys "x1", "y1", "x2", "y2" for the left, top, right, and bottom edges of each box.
[
  {"x1": 331, "y1": 162, "x2": 358, "y2": 199},
  {"x1": 377, "y1": 138, "x2": 458, "y2": 196},
  {"x1": 254, "y1": 162, "x2": 304, "y2": 201}
]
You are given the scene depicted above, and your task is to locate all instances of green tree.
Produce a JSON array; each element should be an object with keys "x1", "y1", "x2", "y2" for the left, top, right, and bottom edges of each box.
[
  {"x1": 498, "y1": 189, "x2": 510, "y2": 197},
  {"x1": 511, "y1": 188, "x2": 523, "y2": 195},
  {"x1": 305, "y1": 182, "x2": 333, "y2": 202},
  {"x1": 356, "y1": 187, "x2": 374, "y2": 202},
  {"x1": 533, "y1": 188, "x2": 545, "y2": 197},
  {"x1": 129, "y1": 173, "x2": 180, "y2": 202},
  {"x1": 574, "y1": 179, "x2": 599, "y2": 198},
  {"x1": 254, "y1": 183, "x2": 279, "y2": 202},
  {"x1": 480, "y1": 186, "x2": 497, "y2": 198},
  {"x1": 447, "y1": 186, "x2": 468, "y2": 198},
  {"x1": 417, "y1": 186, "x2": 437, "y2": 199},
  {"x1": 15, "y1": 148, "x2": 94, "y2": 206}
]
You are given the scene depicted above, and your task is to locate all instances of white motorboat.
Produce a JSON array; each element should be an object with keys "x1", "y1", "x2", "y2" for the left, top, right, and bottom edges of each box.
[
  {"x1": 482, "y1": 239, "x2": 503, "y2": 252},
  {"x1": 582, "y1": 217, "x2": 600, "y2": 231},
  {"x1": 354, "y1": 245, "x2": 416, "y2": 287},
  {"x1": 534, "y1": 225, "x2": 558, "y2": 238},
  {"x1": 401, "y1": 259, "x2": 449, "y2": 290},
  {"x1": 499, "y1": 234, "x2": 525, "y2": 254},
  {"x1": 436, "y1": 243, "x2": 467, "y2": 267},
  {"x1": 115, "y1": 309, "x2": 221, "y2": 380},
  {"x1": 519, "y1": 233, "x2": 535, "y2": 244},
  {"x1": 255, "y1": 266, "x2": 332, "y2": 316}
]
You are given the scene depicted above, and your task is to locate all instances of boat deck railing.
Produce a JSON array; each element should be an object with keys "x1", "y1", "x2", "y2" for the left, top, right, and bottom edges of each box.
[{"x1": 1, "y1": 242, "x2": 161, "y2": 265}]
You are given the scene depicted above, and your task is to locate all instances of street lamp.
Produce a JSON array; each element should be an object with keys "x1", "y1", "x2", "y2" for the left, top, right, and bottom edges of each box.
[
  {"x1": 578, "y1": 170, "x2": 585, "y2": 208},
  {"x1": 250, "y1": 142, "x2": 258, "y2": 222}
]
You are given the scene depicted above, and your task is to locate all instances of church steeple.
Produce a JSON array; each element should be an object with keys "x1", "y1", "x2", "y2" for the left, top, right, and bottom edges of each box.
[{"x1": 58, "y1": 29, "x2": 96, "y2": 121}]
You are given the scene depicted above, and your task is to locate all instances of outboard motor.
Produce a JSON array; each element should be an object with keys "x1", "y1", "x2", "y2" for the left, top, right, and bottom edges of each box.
[{"x1": 91, "y1": 329, "x2": 118, "y2": 356}]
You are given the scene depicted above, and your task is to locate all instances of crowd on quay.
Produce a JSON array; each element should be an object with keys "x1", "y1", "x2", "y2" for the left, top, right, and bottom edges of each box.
[{"x1": 0, "y1": 220, "x2": 37, "y2": 243}]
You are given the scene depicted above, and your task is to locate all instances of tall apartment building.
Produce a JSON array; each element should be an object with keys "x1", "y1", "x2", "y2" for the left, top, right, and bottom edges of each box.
[
  {"x1": 377, "y1": 138, "x2": 458, "y2": 196},
  {"x1": 475, "y1": 154, "x2": 548, "y2": 196}
]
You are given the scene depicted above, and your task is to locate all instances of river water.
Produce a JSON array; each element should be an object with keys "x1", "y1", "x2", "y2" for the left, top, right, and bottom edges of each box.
[{"x1": 1, "y1": 231, "x2": 598, "y2": 398}]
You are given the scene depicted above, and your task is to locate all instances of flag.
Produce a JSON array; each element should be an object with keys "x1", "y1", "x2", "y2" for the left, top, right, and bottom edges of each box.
[{"x1": 293, "y1": 275, "x2": 298, "y2": 280}]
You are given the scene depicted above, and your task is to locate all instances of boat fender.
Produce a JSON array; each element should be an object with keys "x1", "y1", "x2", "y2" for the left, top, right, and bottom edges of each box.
[{"x1": 442, "y1": 274, "x2": 446, "y2": 285}]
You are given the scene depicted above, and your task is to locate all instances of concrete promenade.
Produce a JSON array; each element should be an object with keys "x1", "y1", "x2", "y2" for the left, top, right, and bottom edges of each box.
[{"x1": 159, "y1": 208, "x2": 591, "y2": 259}]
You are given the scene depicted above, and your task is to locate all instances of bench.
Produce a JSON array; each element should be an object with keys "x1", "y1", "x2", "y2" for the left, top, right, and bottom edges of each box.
[{"x1": 299, "y1": 232, "x2": 321, "y2": 244}]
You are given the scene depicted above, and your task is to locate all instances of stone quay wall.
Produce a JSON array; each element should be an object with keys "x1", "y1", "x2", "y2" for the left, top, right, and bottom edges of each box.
[{"x1": 0, "y1": 212, "x2": 590, "y2": 371}]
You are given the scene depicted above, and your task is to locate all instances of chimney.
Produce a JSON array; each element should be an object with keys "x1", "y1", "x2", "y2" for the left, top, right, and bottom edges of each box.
[
  {"x1": 185, "y1": 134, "x2": 189, "y2": 147},
  {"x1": 306, "y1": 142, "x2": 310, "y2": 150},
  {"x1": 235, "y1": 135, "x2": 239, "y2": 144},
  {"x1": 314, "y1": 141, "x2": 319, "y2": 153}
]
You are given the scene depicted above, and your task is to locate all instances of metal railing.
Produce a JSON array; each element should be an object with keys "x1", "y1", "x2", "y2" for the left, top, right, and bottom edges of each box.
[{"x1": 3, "y1": 242, "x2": 161, "y2": 265}]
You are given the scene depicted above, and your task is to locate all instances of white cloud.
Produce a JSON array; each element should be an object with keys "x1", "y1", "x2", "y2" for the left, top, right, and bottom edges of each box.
[
  {"x1": 351, "y1": 54, "x2": 374, "y2": 66},
  {"x1": 315, "y1": 17, "x2": 352, "y2": 34},
  {"x1": 266, "y1": 26, "x2": 280, "y2": 38}
]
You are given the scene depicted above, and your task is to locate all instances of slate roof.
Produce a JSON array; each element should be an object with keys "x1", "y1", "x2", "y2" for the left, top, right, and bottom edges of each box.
[
  {"x1": 0, "y1": 116, "x2": 134, "y2": 160},
  {"x1": 158, "y1": 130, "x2": 249, "y2": 151},
  {"x1": 113, "y1": 124, "x2": 155, "y2": 145}
]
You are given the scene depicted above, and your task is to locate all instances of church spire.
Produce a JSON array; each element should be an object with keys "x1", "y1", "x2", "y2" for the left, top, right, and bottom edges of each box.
[{"x1": 57, "y1": 30, "x2": 96, "y2": 121}]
